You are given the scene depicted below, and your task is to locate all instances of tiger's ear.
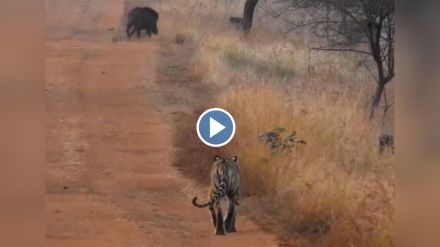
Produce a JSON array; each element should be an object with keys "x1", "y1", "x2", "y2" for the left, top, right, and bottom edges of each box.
[
  {"x1": 214, "y1": 155, "x2": 222, "y2": 161},
  {"x1": 232, "y1": 156, "x2": 238, "y2": 162}
]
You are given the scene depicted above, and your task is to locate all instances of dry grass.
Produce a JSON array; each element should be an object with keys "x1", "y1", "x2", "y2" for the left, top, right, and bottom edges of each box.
[
  {"x1": 158, "y1": 1, "x2": 394, "y2": 246},
  {"x1": 218, "y1": 84, "x2": 394, "y2": 246}
]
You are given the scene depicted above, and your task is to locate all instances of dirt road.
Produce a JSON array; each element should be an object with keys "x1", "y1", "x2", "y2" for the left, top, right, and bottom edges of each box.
[{"x1": 45, "y1": 0, "x2": 277, "y2": 246}]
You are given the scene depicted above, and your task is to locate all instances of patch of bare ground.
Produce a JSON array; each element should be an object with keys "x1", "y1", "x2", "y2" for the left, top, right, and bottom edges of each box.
[{"x1": 46, "y1": 0, "x2": 277, "y2": 246}]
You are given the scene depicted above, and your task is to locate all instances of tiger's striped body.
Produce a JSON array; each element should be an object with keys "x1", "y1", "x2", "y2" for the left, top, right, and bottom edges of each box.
[{"x1": 192, "y1": 155, "x2": 240, "y2": 235}]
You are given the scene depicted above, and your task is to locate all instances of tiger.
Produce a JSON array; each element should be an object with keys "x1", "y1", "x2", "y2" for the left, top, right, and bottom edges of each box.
[{"x1": 192, "y1": 155, "x2": 240, "y2": 235}]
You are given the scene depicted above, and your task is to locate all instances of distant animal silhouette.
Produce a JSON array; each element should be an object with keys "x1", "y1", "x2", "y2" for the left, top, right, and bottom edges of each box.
[
  {"x1": 126, "y1": 7, "x2": 159, "y2": 39},
  {"x1": 229, "y1": 16, "x2": 243, "y2": 30},
  {"x1": 379, "y1": 134, "x2": 394, "y2": 154}
]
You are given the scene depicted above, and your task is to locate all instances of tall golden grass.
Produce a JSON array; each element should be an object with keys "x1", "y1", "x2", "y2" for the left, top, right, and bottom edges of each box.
[
  {"x1": 157, "y1": 1, "x2": 394, "y2": 246},
  {"x1": 218, "y1": 84, "x2": 394, "y2": 246}
]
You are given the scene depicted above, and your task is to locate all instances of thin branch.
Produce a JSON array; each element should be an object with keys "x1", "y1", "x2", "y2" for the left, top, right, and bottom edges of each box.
[
  {"x1": 364, "y1": 63, "x2": 378, "y2": 81},
  {"x1": 310, "y1": 47, "x2": 372, "y2": 55},
  {"x1": 286, "y1": 20, "x2": 343, "y2": 30},
  {"x1": 320, "y1": 0, "x2": 368, "y2": 34},
  {"x1": 257, "y1": 4, "x2": 291, "y2": 18}
]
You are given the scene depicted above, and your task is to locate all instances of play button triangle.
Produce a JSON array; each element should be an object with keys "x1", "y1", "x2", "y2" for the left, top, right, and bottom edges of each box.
[
  {"x1": 196, "y1": 108, "x2": 236, "y2": 147},
  {"x1": 209, "y1": 117, "x2": 226, "y2": 138}
]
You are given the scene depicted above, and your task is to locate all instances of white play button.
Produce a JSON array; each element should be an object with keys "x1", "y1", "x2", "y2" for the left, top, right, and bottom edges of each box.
[
  {"x1": 209, "y1": 117, "x2": 226, "y2": 138},
  {"x1": 196, "y1": 108, "x2": 236, "y2": 147}
]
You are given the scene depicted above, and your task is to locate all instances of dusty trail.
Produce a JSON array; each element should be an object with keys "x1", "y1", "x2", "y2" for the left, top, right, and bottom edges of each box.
[{"x1": 45, "y1": 0, "x2": 277, "y2": 246}]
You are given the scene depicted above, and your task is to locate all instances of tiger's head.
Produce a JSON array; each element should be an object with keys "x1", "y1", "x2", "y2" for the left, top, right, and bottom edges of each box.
[
  {"x1": 214, "y1": 155, "x2": 238, "y2": 164},
  {"x1": 213, "y1": 155, "x2": 238, "y2": 167}
]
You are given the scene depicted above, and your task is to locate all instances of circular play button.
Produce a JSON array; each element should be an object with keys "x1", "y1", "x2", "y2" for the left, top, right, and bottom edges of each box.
[{"x1": 196, "y1": 108, "x2": 236, "y2": 147}]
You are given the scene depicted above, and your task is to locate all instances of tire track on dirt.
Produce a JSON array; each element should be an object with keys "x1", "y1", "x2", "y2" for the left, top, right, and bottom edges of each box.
[{"x1": 46, "y1": 0, "x2": 277, "y2": 246}]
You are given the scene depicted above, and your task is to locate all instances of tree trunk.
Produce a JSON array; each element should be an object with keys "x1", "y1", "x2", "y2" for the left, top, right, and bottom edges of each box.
[
  {"x1": 242, "y1": 0, "x2": 259, "y2": 33},
  {"x1": 369, "y1": 81, "x2": 385, "y2": 119}
]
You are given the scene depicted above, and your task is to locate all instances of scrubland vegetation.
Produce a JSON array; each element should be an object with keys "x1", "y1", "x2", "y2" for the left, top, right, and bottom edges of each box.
[{"x1": 159, "y1": 1, "x2": 394, "y2": 246}]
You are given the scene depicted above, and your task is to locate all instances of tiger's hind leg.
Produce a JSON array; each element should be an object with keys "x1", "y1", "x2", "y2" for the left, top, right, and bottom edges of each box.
[
  {"x1": 209, "y1": 204, "x2": 216, "y2": 228},
  {"x1": 224, "y1": 204, "x2": 237, "y2": 232},
  {"x1": 225, "y1": 195, "x2": 238, "y2": 232},
  {"x1": 214, "y1": 203, "x2": 226, "y2": 235},
  {"x1": 230, "y1": 206, "x2": 237, "y2": 233}
]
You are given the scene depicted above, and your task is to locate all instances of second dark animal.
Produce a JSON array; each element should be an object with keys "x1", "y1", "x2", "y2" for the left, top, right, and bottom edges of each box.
[
  {"x1": 126, "y1": 7, "x2": 159, "y2": 39},
  {"x1": 229, "y1": 16, "x2": 243, "y2": 30},
  {"x1": 379, "y1": 134, "x2": 394, "y2": 154}
]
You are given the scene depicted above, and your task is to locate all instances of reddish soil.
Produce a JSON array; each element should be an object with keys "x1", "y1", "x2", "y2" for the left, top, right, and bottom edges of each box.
[{"x1": 45, "y1": 0, "x2": 277, "y2": 246}]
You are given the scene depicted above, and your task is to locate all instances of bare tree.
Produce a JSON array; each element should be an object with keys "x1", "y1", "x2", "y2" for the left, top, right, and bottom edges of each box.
[
  {"x1": 228, "y1": 0, "x2": 260, "y2": 32},
  {"x1": 242, "y1": 0, "x2": 260, "y2": 33},
  {"x1": 242, "y1": 0, "x2": 395, "y2": 118}
]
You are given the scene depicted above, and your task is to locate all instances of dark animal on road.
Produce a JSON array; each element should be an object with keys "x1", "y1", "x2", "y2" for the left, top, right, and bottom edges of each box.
[{"x1": 126, "y1": 7, "x2": 159, "y2": 39}]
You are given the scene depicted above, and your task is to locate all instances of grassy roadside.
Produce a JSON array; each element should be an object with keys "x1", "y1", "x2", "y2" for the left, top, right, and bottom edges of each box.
[{"x1": 155, "y1": 1, "x2": 394, "y2": 246}]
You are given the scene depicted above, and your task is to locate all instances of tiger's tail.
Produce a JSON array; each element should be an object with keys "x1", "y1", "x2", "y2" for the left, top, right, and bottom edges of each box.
[
  {"x1": 192, "y1": 178, "x2": 228, "y2": 208},
  {"x1": 192, "y1": 197, "x2": 210, "y2": 208}
]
